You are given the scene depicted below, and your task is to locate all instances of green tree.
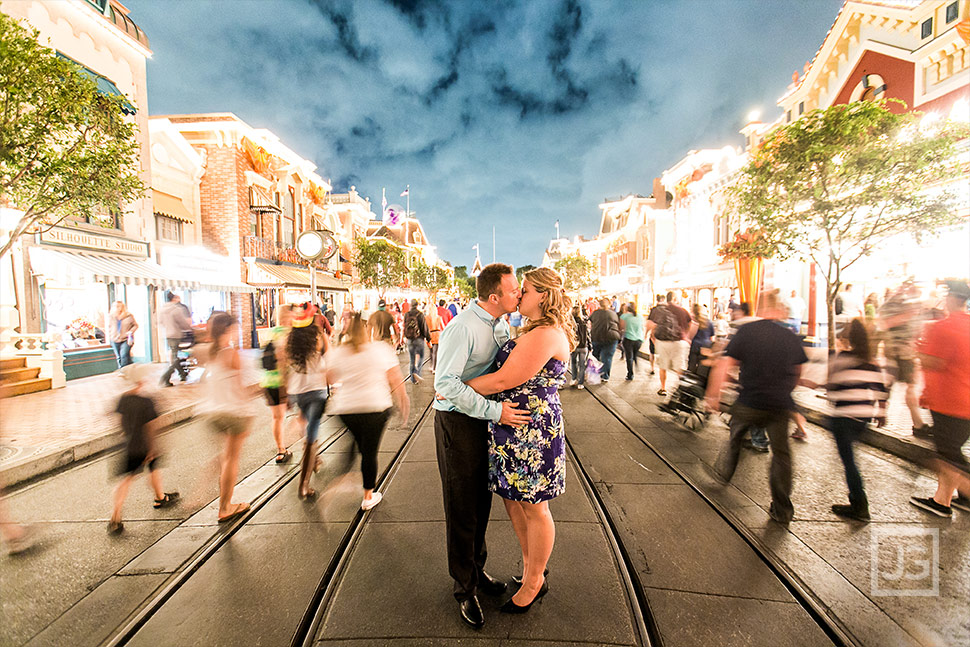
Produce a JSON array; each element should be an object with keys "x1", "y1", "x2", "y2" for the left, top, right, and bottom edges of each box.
[
  {"x1": 515, "y1": 264, "x2": 537, "y2": 282},
  {"x1": 353, "y1": 237, "x2": 408, "y2": 294},
  {"x1": 411, "y1": 261, "x2": 453, "y2": 298},
  {"x1": 452, "y1": 265, "x2": 476, "y2": 299},
  {"x1": 728, "y1": 99, "x2": 967, "y2": 348},
  {"x1": 554, "y1": 253, "x2": 599, "y2": 292},
  {"x1": 0, "y1": 12, "x2": 144, "y2": 259}
]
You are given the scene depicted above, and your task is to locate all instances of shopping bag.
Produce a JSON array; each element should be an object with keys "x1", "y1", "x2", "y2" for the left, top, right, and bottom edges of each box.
[{"x1": 585, "y1": 356, "x2": 603, "y2": 385}]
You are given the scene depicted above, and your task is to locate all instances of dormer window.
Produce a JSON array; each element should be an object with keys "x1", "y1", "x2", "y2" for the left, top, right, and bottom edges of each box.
[
  {"x1": 946, "y1": 2, "x2": 958, "y2": 23},
  {"x1": 921, "y1": 17, "x2": 933, "y2": 39}
]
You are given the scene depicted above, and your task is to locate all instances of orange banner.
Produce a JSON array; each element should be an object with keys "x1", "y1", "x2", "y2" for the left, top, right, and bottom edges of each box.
[{"x1": 734, "y1": 257, "x2": 764, "y2": 314}]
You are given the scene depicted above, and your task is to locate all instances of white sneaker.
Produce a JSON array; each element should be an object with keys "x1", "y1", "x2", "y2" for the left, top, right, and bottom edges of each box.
[
  {"x1": 577, "y1": 384, "x2": 585, "y2": 390},
  {"x1": 569, "y1": 379, "x2": 577, "y2": 387},
  {"x1": 361, "y1": 491, "x2": 383, "y2": 510}
]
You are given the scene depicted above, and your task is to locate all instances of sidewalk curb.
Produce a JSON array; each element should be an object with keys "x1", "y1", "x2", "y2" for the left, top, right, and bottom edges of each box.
[{"x1": 0, "y1": 402, "x2": 196, "y2": 488}]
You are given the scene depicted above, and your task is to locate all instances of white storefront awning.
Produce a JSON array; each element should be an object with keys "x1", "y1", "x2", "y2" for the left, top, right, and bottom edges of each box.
[
  {"x1": 29, "y1": 246, "x2": 198, "y2": 290},
  {"x1": 155, "y1": 245, "x2": 256, "y2": 294},
  {"x1": 245, "y1": 260, "x2": 351, "y2": 292},
  {"x1": 659, "y1": 265, "x2": 737, "y2": 290}
]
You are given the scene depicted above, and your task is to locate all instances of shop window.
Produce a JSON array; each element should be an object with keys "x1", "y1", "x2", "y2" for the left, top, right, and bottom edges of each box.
[
  {"x1": 155, "y1": 215, "x2": 182, "y2": 243},
  {"x1": 282, "y1": 187, "x2": 295, "y2": 246},
  {"x1": 946, "y1": 2, "x2": 958, "y2": 23},
  {"x1": 253, "y1": 288, "x2": 274, "y2": 328},
  {"x1": 798, "y1": 101, "x2": 805, "y2": 115},
  {"x1": 921, "y1": 17, "x2": 932, "y2": 39},
  {"x1": 249, "y1": 211, "x2": 259, "y2": 236}
]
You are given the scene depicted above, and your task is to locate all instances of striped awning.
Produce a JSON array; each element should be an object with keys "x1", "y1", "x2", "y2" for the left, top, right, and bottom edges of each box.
[
  {"x1": 152, "y1": 190, "x2": 194, "y2": 223},
  {"x1": 30, "y1": 247, "x2": 197, "y2": 290},
  {"x1": 246, "y1": 260, "x2": 350, "y2": 292}
]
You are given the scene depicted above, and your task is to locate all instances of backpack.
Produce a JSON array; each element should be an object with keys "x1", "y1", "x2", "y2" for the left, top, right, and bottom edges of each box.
[
  {"x1": 653, "y1": 305, "x2": 681, "y2": 341},
  {"x1": 261, "y1": 340, "x2": 277, "y2": 371},
  {"x1": 834, "y1": 294, "x2": 844, "y2": 316},
  {"x1": 403, "y1": 312, "x2": 421, "y2": 340}
]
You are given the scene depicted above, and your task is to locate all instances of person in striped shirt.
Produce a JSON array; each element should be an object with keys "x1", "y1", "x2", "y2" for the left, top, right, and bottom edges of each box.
[{"x1": 826, "y1": 319, "x2": 889, "y2": 522}]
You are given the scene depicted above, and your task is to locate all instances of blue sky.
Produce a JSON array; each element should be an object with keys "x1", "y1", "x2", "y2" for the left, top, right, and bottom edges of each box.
[{"x1": 128, "y1": 0, "x2": 844, "y2": 268}]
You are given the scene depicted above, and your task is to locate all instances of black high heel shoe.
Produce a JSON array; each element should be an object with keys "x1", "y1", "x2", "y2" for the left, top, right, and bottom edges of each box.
[
  {"x1": 499, "y1": 580, "x2": 549, "y2": 614},
  {"x1": 511, "y1": 568, "x2": 549, "y2": 585}
]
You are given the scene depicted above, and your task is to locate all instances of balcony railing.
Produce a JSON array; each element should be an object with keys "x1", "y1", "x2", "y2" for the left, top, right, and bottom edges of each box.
[{"x1": 243, "y1": 235, "x2": 309, "y2": 266}]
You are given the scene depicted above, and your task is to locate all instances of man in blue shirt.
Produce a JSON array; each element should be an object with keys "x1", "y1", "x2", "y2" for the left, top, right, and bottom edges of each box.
[{"x1": 434, "y1": 263, "x2": 530, "y2": 629}]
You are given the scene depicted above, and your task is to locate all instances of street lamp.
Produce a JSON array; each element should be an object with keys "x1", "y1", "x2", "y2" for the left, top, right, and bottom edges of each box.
[{"x1": 296, "y1": 229, "x2": 338, "y2": 306}]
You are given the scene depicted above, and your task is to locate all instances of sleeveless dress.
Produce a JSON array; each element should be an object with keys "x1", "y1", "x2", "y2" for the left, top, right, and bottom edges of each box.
[{"x1": 488, "y1": 339, "x2": 567, "y2": 503}]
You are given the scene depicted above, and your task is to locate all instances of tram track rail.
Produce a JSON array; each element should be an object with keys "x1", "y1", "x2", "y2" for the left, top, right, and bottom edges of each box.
[
  {"x1": 101, "y1": 366, "x2": 430, "y2": 647},
  {"x1": 582, "y1": 386, "x2": 857, "y2": 647}
]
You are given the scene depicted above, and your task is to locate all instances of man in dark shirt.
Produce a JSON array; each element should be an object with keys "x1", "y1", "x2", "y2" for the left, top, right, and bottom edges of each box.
[
  {"x1": 589, "y1": 298, "x2": 622, "y2": 382},
  {"x1": 646, "y1": 291, "x2": 692, "y2": 396},
  {"x1": 368, "y1": 299, "x2": 399, "y2": 345},
  {"x1": 705, "y1": 290, "x2": 807, "y2": 524}
]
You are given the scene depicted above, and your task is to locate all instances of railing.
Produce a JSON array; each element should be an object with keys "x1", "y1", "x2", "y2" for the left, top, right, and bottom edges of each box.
[
  {"x1": 243, "y1": 236, "x2": 310, "y2": 266},
  {"x1": 0, "y1": 333, "x2": 66, "y2": 388}
]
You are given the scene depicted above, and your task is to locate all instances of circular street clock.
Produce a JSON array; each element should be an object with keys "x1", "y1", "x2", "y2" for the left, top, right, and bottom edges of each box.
[{"x1": 296, "y1": 230, "x2": 338, "y2": 261}]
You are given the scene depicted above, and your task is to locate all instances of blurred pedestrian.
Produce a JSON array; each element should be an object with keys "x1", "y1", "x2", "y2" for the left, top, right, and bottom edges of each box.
[
  {"x1": 879, "y1": 281, "x2": 929, "y2": 437},
  {"x1": 910, "y1": 280, "x2": 970, "y2": 517},
  {"x1": 687, "y1": 302, "x2": 714, "y2": 374},
  {"x1": 392, "y1": 303, "x2": 405, "y2": 353},
  {"x1": 261, "y1": 304, "x2": 293, "y2": 464},
  {"x1": 620, "y1": 302, "x2": 644, "y2": 381},
  {"x1": 326, "y1": 313, "x2": 410, "y2": 510},
  {"x1": 108, "y1": 363, "x2": 179, "y2": 534},
  {"x1": 509, "y1": 309, "x2": 523, "y2": 337},
  {"x1": 786, "y1": 289, "x2": 805, "y2": 335},
  {"x1": 645, "y1": 294, "x2": 666, "y2": 375},
  {"x1": 107, "y1": 301, "x2": 138, "y2": 369},
  {"x1": 570, "y1": 305, "x2": 589, "y2": 389},
  {"x1": 617, "y1": 303, "x2": 628, "y2": 361},
  {"x1": 339, "y1": 302, "x2": 354, "y2": 335},
  {"x1": 647, "y1": 291, "x2": 691, "y2": 397},
  {"x1": 159, "y1": 292, "x2": 193, "y2": 387},
  {"x1": 426, "y1": 303, "x2": 444, "y2": 372},
  {"x1": 200, "y1": 312, "x2": 253, "y2": 523},
  {"x1": 368, "y1": 299, "x2": 398, "y2": 346},
  {"x1": 286, "y1": 309, "x2": 328, "y2": 499},
  {"x1": 706, "y1": 290, "x2": 808, "y2": 524},
  {"x1": 826, "y1": 319, "x2": 888, "y2": 522},
  {"x1": 589, "y1": 298, "x2": 622, "y2": 383},
  {"x1": 438, "y1": 299, "x2": 453, "y2": 327},
  {"x1": 403, "y1": 298, "x2": 431, "y2": 383}
]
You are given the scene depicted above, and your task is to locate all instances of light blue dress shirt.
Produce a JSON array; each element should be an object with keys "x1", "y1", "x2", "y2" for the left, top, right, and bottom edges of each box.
[{"x1": 433, "y1": 301, "x2": 511, "y2": 422}]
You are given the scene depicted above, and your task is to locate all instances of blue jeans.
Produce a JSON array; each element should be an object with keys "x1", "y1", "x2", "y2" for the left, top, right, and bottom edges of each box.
[
  {"x1": 591, "y1": 341, "x2": 618, "y2": 380},
  {"x1": 110, "y1": 340, "x2": 132, "y2": 368},
  {"x1": 831, "y1": 416, "x2": 867, "y2": 507},
  {"x1": 408, "y1": 339, "x2": 426, "y2": 381},
  {"x1": 623, "y1": 339, "x2": 642, "y2": 379},
  {"x1": 296, "y1": 390, "x2": 327, "y2": 444},
  {"x1": 570, "y1": 347, "x2": 589, "y2": 384}
]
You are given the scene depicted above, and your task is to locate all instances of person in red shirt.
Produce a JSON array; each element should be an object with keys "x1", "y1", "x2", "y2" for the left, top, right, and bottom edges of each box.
[
  {"x1": 910, "y1": 280, "x2": 970, "y2": 518},
  {"x1": 437, "y1": 299, "x2": 452, "y2": 326}
]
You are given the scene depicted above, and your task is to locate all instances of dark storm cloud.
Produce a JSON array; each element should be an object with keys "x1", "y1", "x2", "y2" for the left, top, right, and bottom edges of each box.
[{"x1": 128, "y1": 0, "x2": 844, "y2": 267}]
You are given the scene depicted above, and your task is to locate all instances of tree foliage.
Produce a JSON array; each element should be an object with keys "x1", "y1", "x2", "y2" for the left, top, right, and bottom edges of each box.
[
  {"x1": 727, "y1": 99, "x2": 968, "y2": 347},
  {"x1": 554, "y1": 253, "x2": 599, "y2": 292},
  {"x1": 515, "y1": 264, "x2": 537, "y2": 282},
  {"x1": 410, "y1": 260, "x2": 450, "y2": 295},
  {"x1": 0, "y1": 12, "x2": 144, "y2": 258},
  {"x1": 452, "y1": 265, "x2": 477, "y2": 299},
  {"x1": 353, "y1": 237, "x2": 408, "y2": 294}
]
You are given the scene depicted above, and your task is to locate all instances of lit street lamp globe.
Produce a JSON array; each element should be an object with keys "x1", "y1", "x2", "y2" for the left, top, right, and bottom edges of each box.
[{"x1": 296, "y1": 230, "x2": 337, "y2": 261}]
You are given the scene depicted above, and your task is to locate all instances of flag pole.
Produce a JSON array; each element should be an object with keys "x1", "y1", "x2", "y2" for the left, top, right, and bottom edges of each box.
[
  {"x1": 492, "y1": 226, "x2": 496, "y2": 263},
  {"x1": 406, "y1": 184, "x2": 410, "y2": 219}
]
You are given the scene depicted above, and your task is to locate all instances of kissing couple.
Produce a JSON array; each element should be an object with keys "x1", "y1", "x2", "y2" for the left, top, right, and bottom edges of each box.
[{"x1": 433, "y1": 263, "x2": 576, "y2": 628}]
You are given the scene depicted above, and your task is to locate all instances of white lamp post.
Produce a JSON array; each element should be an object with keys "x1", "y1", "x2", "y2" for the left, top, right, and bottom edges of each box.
[{"x1": 296, "y1": 229, "x2": 338, "y2": 305}]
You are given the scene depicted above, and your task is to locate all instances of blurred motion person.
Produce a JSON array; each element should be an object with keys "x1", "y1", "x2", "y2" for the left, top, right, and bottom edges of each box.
[
  {"x1": 200, "y1": 312, "x2": 253, "y2": 523},
  {"x1": 620, "y1": 302, "x2": 644, "y2": 381},
  {"x1": 107, "y1": 301, "x2": 138, "y2": 369},
  {"x1": 158, "y1": 292, "x2": 193, "y2": 387},
  {"x1": 261, "y1": 304, "x2": 293, "y2": 464},
  {"x1": 403, "y1": 299, "x2": 431, "y2": 383},
  {"x1": 368, "y1": 299, "x2": 398, "y2": 346},
  {"x1": 570, "y1": 305, "x2": 589, "y2": 389},
  {"x1": 589, "y1": 298, "x2": 621, "y2": 383},
  {"x1": 879, "y1": 281, "x2": 929, "y2": 437},
  {"x1": 326, "y1": 313, "x2": 410, "y2": 510},
  {"x1": 287, "y1": 309, "x2": 329, "y2": 499},
  {"x1": 426, "y1": 303, "x2": 444, "y2": 373},
  {"x1": 108, "y1": 363, "x2": 179, "y2": 534},
  {"x1": 910, "y1": 280, "x2": 970, "y2": 517},
  {"x1": 647, "y1": 291, "x2": 691, "y2": 397},
  {"x1": 826, "y1": 319, "x2": 888, "y2": 522}
]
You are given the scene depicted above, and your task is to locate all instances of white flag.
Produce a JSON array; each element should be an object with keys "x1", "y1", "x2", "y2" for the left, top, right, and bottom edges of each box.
[{"x1": 400, "y1": 187, "x2": 409, "y2": 197}]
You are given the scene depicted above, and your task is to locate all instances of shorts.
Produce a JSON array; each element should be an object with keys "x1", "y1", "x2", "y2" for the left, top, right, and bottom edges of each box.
[
  {"x1": 263, "y1": 386, "x2": 286, "y2": 406},
  {"x1": 119, "y1": 453, "x2": 159, "y2": 476},
  {"x1": 930, "y1": 411, "x2": 970, "y2": 471},
  {"x1": 655, "y1": 339, "x2": 687, "y2": 371},
  {"x1": 887, "y1": 356, "x2": 915, "y2": 384},
  {"x1": 207, "y1": 412, "x2": 253, "y2": 436}
]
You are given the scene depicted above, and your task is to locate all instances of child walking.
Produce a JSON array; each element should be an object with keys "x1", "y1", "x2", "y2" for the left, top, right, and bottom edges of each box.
[{"x1": 109, "y1": 364, "x2": 179, "y2": 534}]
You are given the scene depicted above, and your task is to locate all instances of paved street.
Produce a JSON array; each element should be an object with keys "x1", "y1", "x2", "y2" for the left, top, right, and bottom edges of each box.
[{"x1": 1, "y1": 350, "x2": 965, "y2": 647}]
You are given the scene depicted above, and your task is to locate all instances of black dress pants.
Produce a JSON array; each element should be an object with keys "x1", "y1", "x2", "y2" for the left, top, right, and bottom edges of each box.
[{"x1": 434, "y1": 409, "x2": 492, "y2": 601}]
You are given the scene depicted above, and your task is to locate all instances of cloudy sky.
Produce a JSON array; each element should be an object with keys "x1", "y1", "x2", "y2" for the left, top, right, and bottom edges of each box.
[{"x1": 128, "y1": 0, "x2": 844, "y2": 268}]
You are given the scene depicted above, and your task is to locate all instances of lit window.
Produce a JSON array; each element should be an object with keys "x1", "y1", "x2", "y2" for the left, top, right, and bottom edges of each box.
[{"x1": 921, "y1": 17, "x2": 932, "y2": 39}]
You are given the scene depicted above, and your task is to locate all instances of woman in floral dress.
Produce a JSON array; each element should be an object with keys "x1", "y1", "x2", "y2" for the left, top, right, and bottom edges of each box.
[{"x1": 466, "y1": 267, "x2": 575, "y2": 613}]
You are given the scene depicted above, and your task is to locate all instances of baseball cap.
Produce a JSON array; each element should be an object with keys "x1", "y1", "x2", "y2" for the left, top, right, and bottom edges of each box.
[
  {"x1": 945, "y1": 279, "x2": 970, "y2": 301},
  {"x1": 378, "y1": 299, "x2": 386, "y2": 307}
]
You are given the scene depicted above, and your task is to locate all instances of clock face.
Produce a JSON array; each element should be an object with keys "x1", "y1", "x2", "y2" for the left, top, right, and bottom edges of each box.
[{"x1": 296, "y1": 231, "x2": 323, "y2": 258}]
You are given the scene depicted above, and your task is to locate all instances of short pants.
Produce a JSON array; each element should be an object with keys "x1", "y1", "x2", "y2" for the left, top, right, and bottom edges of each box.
[
  {"x1": 930, "y1": 410, "x2": 970, "y2": 471},
  {"x1": 119, "y1": 453, "x2": 159, "y2": 476},
  {"x1": 207, "y1": 412, "x2": 253, "y2": 436},
  {"x1": 263, "y1": 386, "x2": 286, "y2": 406},
  {"x1": 887, "y1": 356, "x2": 915, "y2": 384},
  {"x1": 655, "y1": 339, "x2": 687, "y2": 371}
]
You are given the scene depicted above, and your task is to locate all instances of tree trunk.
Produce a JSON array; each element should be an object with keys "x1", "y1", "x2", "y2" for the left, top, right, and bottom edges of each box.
[{"x1": 826, "y1": 287, "x2": 838, "y2": 352}]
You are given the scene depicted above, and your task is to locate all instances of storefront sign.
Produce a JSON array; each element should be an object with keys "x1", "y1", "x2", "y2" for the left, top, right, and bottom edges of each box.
[
  {"x1": 157, "y1": 246, "x2": 235, "y2": 275},
  {"x1": 37, "y1": 227, "x2": 149, "y2": 258}
]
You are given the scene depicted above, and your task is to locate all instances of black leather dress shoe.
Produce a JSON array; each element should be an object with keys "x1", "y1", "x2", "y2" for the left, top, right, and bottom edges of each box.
[
  {"x1": 500, "y1": 580, "x2": 549, "y2": 614},
  {"x1": 459, "y1": 596, "x2": 484, "y2": 628},
  {"x1": 511, "y1": 568, "x2": 549, "y2": 585},
  {"x1": 478, "y1": 571, "x2": 508, "y2": 596}
]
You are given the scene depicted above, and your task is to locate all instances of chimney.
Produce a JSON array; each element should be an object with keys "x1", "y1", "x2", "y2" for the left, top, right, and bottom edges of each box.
[{"x1": 652, "y1": 178, "x2": 668, "y2": 209}]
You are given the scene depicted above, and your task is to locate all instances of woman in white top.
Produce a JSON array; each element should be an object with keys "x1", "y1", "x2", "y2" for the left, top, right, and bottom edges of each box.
[
  {"x1": 326, "y1": 313, "x2": 410, "y2": 510},
  {"x1": 286, "y1": 310, "x2": 329, "y2": 499},
  {"x1": 201, "y1": 312, "x2": 253, "y2": 523}
]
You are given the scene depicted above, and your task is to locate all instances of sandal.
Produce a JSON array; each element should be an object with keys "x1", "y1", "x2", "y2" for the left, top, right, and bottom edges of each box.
[
  {"x1": 153, "y1": 492, "x2": 181, "y2": 509},
  {"x1": 275, "y1": 450, "x2": 292, "y2": 464},
  {"x1": 217, "y1": 502, "x2": 251, "y2": 523}
]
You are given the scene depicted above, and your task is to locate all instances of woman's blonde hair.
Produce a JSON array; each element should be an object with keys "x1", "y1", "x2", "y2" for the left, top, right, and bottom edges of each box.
[
  {"x1": 519, "y1": 267, "x2": 576, "y2": 351},
  {"x1": 343, "y1": 312, "x2": 368, "y2": 352},
  {"x1": 113, "y1": 301, "x2": 128, "y2": 316}
]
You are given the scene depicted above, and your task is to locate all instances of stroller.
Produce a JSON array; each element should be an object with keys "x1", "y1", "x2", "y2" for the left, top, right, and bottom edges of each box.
[
  {"x1": 657, "y1": 345, "x2": 713, "y2": 431},
  {"x1": 175, "y1": 329, "x2": 200, "y2": 378}
]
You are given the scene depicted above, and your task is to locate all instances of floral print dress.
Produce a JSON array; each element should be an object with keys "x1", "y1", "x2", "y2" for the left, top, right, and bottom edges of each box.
[{"x1": 488, "y1": 339, "x2": 567, "y2": 503}]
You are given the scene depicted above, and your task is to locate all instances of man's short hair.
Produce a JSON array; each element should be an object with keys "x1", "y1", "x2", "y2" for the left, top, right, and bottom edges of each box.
[
  {"x1": 166, "y1": 291, "x2": 178, "y2": 302},
  {"x1": 665, "y1": 291, "x2": 676, "y2": 303},
  {"x1": 439, "y1": 299, "x2": 445, "y2": 307},
  {"x1": 739, "y1": 302, "x2": 751, "y2": 316},
  {"x1": 656, "y1": 294, "x2": 665, "y2": 302},
  {"x1": 476, "y1": 263, "x2": 514, "y2": 300}
]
